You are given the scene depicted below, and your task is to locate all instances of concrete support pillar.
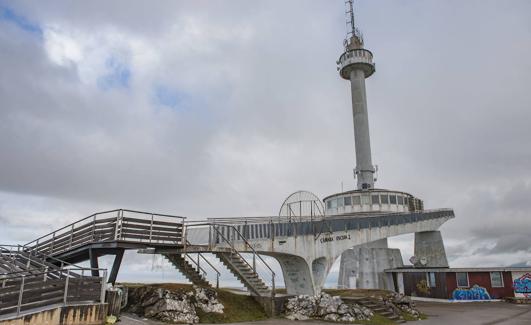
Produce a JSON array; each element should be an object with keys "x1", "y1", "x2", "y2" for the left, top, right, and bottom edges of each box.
[
  {"x1": 311, "y1": 257, "x2": 336, "y2": 294},
  {"x1": 272, "y1": 253, "x2": 336, "y2": 296},
  {"x1": 274, "y1": 254, "x2": 315, "y2": 296},
  {"x1": 397, "y1": 272, "x2": 404, "y2": 294},
  {"x1": 338, "y1": 239, "x2": 403, "y2": 290},
  {"x1": 414, "y1": 230, "x2": 449, "y2": 267}
]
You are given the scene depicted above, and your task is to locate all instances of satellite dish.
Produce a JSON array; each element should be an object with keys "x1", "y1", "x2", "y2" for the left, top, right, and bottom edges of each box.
[
  {"x1": 420, "y1": 257, "x2": 428, "y2": 266},
  {"x1": 409, "y1": 256, "x2": 418, "y2": 265},
  {"x1": 279, "y1": 191, "x2": 324, "y2": 218}
]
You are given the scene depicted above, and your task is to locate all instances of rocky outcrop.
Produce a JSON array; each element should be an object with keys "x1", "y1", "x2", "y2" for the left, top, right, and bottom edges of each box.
[
  {"x1": 381, "y1": 292, "x2": 421, "y2": 320},
  {"x1": 126, "y1": 285, "x2": 224, "y2": 323},
  {"x1": 284, "y1": 293, "x2": 373, "y2": 322}
]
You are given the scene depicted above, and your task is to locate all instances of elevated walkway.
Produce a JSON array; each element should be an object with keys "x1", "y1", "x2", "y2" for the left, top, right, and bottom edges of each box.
[{"x1": 4, "y1": 207, "x2": 454, "y2": 316}]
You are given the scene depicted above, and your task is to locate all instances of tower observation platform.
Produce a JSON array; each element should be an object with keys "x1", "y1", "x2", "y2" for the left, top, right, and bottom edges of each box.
[{"x1": 331, "y1": 0, "x2": 454, "y2": 290}]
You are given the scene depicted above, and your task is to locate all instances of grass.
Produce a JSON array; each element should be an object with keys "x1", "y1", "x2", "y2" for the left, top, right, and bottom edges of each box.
[
  {"x1": 355, "y1": 314, "x2": 396, "y2": 325},
  {"x1": 196, "y1": 289, "x2": 268, "y2": 323}
]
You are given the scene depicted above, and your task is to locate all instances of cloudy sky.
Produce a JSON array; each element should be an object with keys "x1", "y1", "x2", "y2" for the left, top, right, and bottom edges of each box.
[{"x1": 1, "y1": 0, "x2": 530, "y2": 287}]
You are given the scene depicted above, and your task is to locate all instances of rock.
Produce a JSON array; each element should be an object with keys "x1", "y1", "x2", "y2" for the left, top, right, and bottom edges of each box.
[
  {"x1": 193, "y1": 286, "x2": 224, "y2": 314},
  {"x1": 337, "y1": 303, "x2": 350, "y2": 315},
  {"x1": 317, "y1": 293, "x2": 342, "y2": 315},
  {"x1": 125, "y1": 285, "x2": 225, "y2": 323},
  {"x1": 158, "y1": 310, "x2": 199, "y2": 324},
  {"x1": 284, "y1": 293, "x2": 375, "y2": 322},
  {"x1": 324, "y1": 313, "x2": 339, "y2": 321},
  {"x1": 339, "y1": 314, "x2": 356, "y2": 322}
]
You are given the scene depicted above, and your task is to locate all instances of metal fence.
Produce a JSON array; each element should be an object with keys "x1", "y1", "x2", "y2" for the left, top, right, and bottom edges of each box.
[
  {"x1": 0, "y1": 245, "x2": 106, "y2": 318},
  {"x1": 24, "y1": 209, "x2": 186, "y2": 256}
]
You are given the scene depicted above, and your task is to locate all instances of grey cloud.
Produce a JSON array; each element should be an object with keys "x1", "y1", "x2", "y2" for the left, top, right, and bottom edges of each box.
[{"x1": 1, "y1": 0, "x2": 531, "y2": 279}]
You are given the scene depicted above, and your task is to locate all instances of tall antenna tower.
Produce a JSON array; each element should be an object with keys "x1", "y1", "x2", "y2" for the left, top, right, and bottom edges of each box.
[
  {"x1": 337, "y1": 0, "x2": 376, "y2": 190},
  {"x1": 344, "y1": 0, "x2": 364, "y2": 50}
]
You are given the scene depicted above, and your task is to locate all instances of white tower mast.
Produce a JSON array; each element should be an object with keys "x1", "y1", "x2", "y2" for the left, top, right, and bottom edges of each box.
[{"x1": 337, "y1": 0, "x2": 376, "y2": 190}]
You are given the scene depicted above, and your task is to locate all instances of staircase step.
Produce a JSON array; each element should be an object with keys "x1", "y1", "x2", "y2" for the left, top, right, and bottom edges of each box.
[{"x1": 164, "y1": 254, "x2": 212, "y2": 288}]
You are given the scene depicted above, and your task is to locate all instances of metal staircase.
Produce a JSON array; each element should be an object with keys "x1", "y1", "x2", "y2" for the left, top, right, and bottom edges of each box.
[
  {"x1": 215, "y1": 251, "x2": 269, "y2": 296},
  {"x1": 163, "y1": 253, "x2": 213, "y2": 288}
]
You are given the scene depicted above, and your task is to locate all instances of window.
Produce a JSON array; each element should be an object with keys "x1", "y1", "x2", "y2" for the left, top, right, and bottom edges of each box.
[
  {"x1": 371, "y1": 194, "x2": 380, "y2": 205},
  {"x1": 337, "y1": 197, "x2": 344, "y2": 208},
  {"x1": 490, "y1": 272, "x2": 503, "y2": 287},
  {"x1": 397, "y1": 196, "x2": 404, "y2": 205},
  {"x1": 404, "y1": 197, "x2": 408, "y2": 205},
  {"x1": 352, "y1": 196, "x2": 361, "y2": 205},
  {"x1": 361, "y1": 195, "x2": 370, "y2": 205},
  {"x1": 389, "y1": 195, "x2": 397, "y2": 204},
  {"x1": 380, "y1": 195, "x2": 389, "y2": 204},
  {"x1": 427, "y1": 272, "x2": 436, "y2": 288},
  {"x1": 331, "y1": 199, "x2": 338, "y2": 208},
  {"x1": 344, "y1": 196, "x2": 352, "y2": 206},
  {"x1": 456, "y1": 272, "x2": 469, "y2": 287},
  {"x1": 326, "y1": 200, "x2": 332, "y2": 209}
]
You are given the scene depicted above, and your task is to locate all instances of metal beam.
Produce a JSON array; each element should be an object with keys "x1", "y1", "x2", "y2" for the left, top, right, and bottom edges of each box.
[
  {"x1": 89, "y1": 248, "x2": 99, "y2": 277},
  {"x1": 108, "y1": 249, "x2": 124, "y2": 285}
]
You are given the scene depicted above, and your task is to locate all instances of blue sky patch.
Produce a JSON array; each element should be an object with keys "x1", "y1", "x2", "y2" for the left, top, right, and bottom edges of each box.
[
  {"x1": 153, "y1": 85, "x2": 187, "y2": 110},
  {"x1": 97, "y1": 56, "x2": 131, "y2": 90},
  {"x1": 0, "y1": 5, "x2": 43, "y2": 38}
]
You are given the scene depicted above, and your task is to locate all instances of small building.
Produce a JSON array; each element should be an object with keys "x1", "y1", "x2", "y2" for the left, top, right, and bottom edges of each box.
[{"x1": 385, "y1": 267, "x2": 531, "y2": 300}]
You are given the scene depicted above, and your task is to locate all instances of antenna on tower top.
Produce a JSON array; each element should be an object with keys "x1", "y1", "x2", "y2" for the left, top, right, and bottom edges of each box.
[{"x1": 344, "y1": 0, "x2": 364, "y2": 49}]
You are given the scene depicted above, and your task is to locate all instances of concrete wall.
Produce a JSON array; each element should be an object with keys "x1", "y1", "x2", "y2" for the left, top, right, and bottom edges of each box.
[
  {"x1": 338, "y1": 240, "x2": 403, "y2": 290},
  {"x1": 414, "y1": 231, "x2": 448, "y2": 267},
  {"x1": 0, "y1": 304, "x2": 107, "y2": 325},
  {"x1": 228, "y1": 215, "x2": 450, "y2": 295}
]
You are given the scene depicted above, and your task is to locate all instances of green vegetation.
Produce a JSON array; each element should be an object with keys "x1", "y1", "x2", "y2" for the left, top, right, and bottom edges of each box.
[
  {"x1": 355, "y1": 314, "x2": 395, "y2": 325},
  {"x1": 196, "y1": 289, "x2": 268, "y2": 323}
]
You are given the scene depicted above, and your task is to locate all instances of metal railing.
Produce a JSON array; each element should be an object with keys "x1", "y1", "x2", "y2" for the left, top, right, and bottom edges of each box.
[
  {"x1": 210, "y1": 224, "x2": 275, "y2": 298},
  {"x1": 206, "y1": 208, "x2": 453, "y2": 225},
  {"x1": 182, "y1": 240, "x2": 220, "y2": 288},
  {"x1": 183, "y1": 252, "x2": 220, "y2": 288},
  {"x1": 24, "y1": 209, "x2": 186, "y2": 256},
  {"x1": 0, "y1": 245, "x2": 106, "y2": 318}
]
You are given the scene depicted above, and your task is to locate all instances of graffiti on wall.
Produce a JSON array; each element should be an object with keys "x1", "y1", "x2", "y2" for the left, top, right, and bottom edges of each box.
[
  {"x1": 452, "y1": 284, "x2": 491, "y2": 300},
  {"x1": 513, "y1": 273, "x2": 531, "y2": 297}
]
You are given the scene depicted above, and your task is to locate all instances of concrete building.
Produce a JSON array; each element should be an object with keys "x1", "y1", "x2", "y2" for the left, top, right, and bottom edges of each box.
[{"x1": 332, "y1": 1, "x2": 451, "y2": 290}]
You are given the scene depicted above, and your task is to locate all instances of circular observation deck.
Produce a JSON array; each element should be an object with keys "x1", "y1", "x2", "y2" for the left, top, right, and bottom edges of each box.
[
  {"x1": 337, "y1": 48, "x2": 375, "y2": 79},
  {"x1": 323, "y1": 189, "x2": 424, "y2": 216}
]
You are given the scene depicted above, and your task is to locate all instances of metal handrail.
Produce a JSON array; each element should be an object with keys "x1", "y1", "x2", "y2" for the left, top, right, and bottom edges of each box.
[
  {"x1": 23, "y1": 209, "x2": 186, "y2": 258},
  {"x1": 20, "y1": 245, "x2": 100, "y2": 272},
  {"x1": 204, "y1": 208, "x2": 454, "y2": 224},
  {"x1": 24, "y1": 209, "x2": 122, "y2": 247},
  {"x1": 0, "y1": 267, "x2": 107, "y2": 317},
  {"x1": 1, "y1": 244, "x2": 100, "y2": 273},
  {"x1": 211, "y1": 224, "x2": 275, "y2": 297},
  {"x1": 183, "y1": 240, "x2": 220, "y2": 288},
  {"x1": 25, "y1": 209, "x2": 186, "y2": 248}
]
